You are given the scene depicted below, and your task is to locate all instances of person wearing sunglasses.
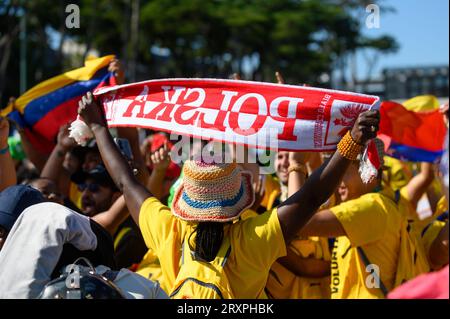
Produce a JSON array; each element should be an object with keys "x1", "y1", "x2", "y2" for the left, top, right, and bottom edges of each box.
[
  {"x1": 75, "y1": 164, "x2": 121, "y2": 218},
  {"x1": 75, "y1": 164, "x2": 148, "y2": 269}
]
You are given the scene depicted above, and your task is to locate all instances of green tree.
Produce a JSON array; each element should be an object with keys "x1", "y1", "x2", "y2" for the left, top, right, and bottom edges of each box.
[{"x1": 1, "y1": 0, "x2": 398, "y2": 106}]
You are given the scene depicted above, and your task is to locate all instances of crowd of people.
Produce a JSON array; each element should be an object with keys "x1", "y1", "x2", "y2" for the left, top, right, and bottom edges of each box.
[{"x1": 0, "y1": 60, "x2": 448, "y2": 299}]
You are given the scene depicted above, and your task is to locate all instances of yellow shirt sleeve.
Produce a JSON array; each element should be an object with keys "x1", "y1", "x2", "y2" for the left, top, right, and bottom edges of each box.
[
  {"x1": 261, "y1": 175, "x2": 281, "y2": 210},
  {"x1": 399, "y1": 186, "x2": 411, "y2": 202},
  {"x1": 421, "y1": 220, "x2": 446, "y2": 256},
  {"x1": 331, "y1": 194, "x2": 388, "y2": 247},
  {"x1": 435, "y1": 196, "x2": 448, "y2": 217},
  {"x1": 139, "y1": 197, "x2": 179, "y2": 255},
  {"x1": 231, "y1": 208, "x2": 287, "y2": 270}
]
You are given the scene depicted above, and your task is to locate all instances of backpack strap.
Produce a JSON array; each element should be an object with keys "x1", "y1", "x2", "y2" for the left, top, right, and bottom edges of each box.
[
  {"x1": 437, "y1": 211, "x2": 449, "y2": 222},
  {"x1": 355, "y1": 189, "x2": 398, "y2": 297},
  {"x1": 328, "y1": 238, "x2": 336, "y2": 253},
  {"x1": 357, "y1": 246, "x2": 389, "y2": 297},
  {"x1": 394, "y1": 189, "x2": 401, "y2": 205}
]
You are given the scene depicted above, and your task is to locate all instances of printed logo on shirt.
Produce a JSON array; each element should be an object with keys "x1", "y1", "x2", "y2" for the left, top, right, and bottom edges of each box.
[{"x1": 330, "y1": 238, "x2": 340, "y2": 295}]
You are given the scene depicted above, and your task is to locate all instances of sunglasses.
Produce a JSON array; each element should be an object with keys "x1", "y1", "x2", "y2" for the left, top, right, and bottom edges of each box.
[{"x1": 77, "y1": 183, "x2": 101, "y2": 193}]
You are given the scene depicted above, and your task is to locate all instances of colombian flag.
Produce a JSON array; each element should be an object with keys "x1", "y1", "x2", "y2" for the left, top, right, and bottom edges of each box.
[
  {"x1": 1, "y1": 55, "x2": 116, "y2": 154},
  {"x1": 378, "y1": 101, "x2": 447, "y2": 163}
]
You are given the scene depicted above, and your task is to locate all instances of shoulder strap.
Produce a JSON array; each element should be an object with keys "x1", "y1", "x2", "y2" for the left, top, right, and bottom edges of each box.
[
  {"x1": 357, "y1": 246, "x2": 389, "y2": 297},
  {"x1": 328, "y1": 238, "x2": 336, "y2": 253},
  {"x1": 379, "y1": 189, "x2": 401, "y2": 205},
  {"x1": 394, "y1": 189, "x2": 401, "y2": 205},
  {"x1": 113, "y1": 227, "x2": 132, "y2": 250}
]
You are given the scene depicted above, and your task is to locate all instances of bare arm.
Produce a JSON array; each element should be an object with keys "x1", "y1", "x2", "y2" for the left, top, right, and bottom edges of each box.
[
  {"x1": 116, "y1": 126, "x2": 150, "y2": 185},
  {"x1": 299, "y1": 209, "x2": 347, "y2": 238},
  {"x1": 288, "y1": 156, "x2": 346, "y2": 237},
  {"x1": 277, "y1": 111, "x2": 380, "y2": 243},
  {"x1": 0, "y1": 117, "x2": 16, "y2": 191},
  {"x1": 17, "y1": 130, "x2": 47, "y2": 172},
  {"x1": 146, "y1": 143, "x2": 170, "y2": 200},
  {"x1": 306, "y1": 152, "x2": 323, "y2": 174},
  {"x1": 40, "y1": 125, "x2": 76, "y2": 197},
  {"x1": 91, "y1": 195, "x2": 129, "y2": 236},
  {"x1": 287, "y1": 152, "x2": 309, "y2": 197},
  {"x1": 78, "y1": 92, "x2": 151, "y2": 225},
  {"x1": 426, "y1": 179, "x2": 443, "y2": 214},
  {"x1": 277, "y1": 248, "x2": 331, "y2": 278},
  {"x1": 403, "y1": 162, "x2": 435, "y2": 210},
  {"x1": 7, "y1": 97, "x2": 47, "y2": 172}
]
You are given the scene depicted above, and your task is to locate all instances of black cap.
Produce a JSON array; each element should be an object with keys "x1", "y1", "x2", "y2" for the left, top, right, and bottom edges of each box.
[{"x1": 71, "y1": 165, "x2": 118, "y2": 192}]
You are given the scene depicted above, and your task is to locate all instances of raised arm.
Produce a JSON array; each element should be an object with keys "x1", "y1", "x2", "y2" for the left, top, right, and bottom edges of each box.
[
  {"x1": 277, "y1": 110, "x2": 380, "y2": 243},
  {"x1": 91, "y1": 195, "x2": 129, "y2": 236},
  {"x1": 402, "y1": 162, "x2": 435, "y2": 210},
  {"x1": 40, "y1": 124, "x2": 76, "y2": 197},
  {"x1": 116, "y1": 126, "x2": 150, "y2": 185},
  {"x1": 286, "y1": 152, "x2": 309, "y2": 197},
  {"x1": 15, "y1": 130, "x2": 47, "y2": 173},
  {"x1": 0, "y1": 117, "x2": 16, "y2": 191},
  {"x1": 77, "y1": 92, "x2": 151, "y2": 225},
  {"x1": 146, "y1": 142, "x2": 170, "y2": 200},
  {"x1": 284, "y1": 150, "x2": 346, "y2": 238}
]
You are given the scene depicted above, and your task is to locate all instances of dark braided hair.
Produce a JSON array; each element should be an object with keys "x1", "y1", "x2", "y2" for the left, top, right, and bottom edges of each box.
[{"x1": 189, "y1": 222, "x2": 224, "y2": 262}]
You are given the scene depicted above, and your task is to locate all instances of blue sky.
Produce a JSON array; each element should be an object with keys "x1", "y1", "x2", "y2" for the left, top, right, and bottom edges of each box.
[{"x1": 355, "y1": 0, "x2": 449, "y2": 79}]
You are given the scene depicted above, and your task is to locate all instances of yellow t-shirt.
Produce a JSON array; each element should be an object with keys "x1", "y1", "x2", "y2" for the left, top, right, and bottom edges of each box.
[
  {"x1": 262, "y1": 197, "x2": 335, "y2": 299},
  {"x1": 330, "y1": 187, "x2": 405, "y2": 299},
  {"x1": 435, "y1": 196, "x2": 448, "y2": 218},
  {"x1": 139, "y1": 197, "x2": 287, "y2": 299},
  {"x1": 261, "y1": 175, "x2": 281, "y2": 210},
  {"x1": 400, "y1": 188, "x2": 445, "y2": 234},
  {"x1": 421, "y1": 220, "x2": 446, "y2": 259},
  {"x1": 265, "y1": 235, "x2": 332, "y2": 299},
  {"x1": 420, "y1": 196, "x2": 448, "y2": 256},
  {"x1": 69, "y1": 182, "x2": 83, "y2": 210},
  {"x1": 266, "y1": 262, "x2": 331, "y2": 299},
  {"x1": 135, "y1": 249, "x2": 164, "y2": 289},
  {"x1": 382, "y1": 156, "x2": 413, "y2": 191}
]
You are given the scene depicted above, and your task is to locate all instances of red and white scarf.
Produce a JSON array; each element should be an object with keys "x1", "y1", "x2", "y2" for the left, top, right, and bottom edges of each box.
[{"x1": 71, "y1": 79, "x2": 381, "y2": 180}]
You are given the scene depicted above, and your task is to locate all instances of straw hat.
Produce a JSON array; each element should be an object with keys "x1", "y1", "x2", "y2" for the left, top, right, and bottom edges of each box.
[{"x1": 171, "y1": 160, "x2": 254, "y2": 222}]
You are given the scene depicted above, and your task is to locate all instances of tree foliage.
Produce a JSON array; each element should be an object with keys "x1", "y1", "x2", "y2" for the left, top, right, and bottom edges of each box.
[{"x1": 0, "y1": 0, "x2": 398, "y2": 106}]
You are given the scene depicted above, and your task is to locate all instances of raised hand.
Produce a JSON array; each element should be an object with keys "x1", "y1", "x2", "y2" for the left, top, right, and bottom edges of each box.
[
  {"x1": 275, "y1": 71, "x2": 285, "y2": 84},
  {"x1": 77, "y1": 92, "x2": 107, "y2": 129},
  {"x1": 289, "y1": 151, "x2": 311, "y2": 166},
  {"x1": 150, "y1": 141, "x2": 171, "y2": 173},
  {"x1": 108, "y1": 58, "x2": 125, "y2": 85},
  {"x1": 349, "y1": 110, "x2": 380, "y2": 145},
  {"x1": 57, "y1": 124, "x2": 77, "y2": 152}
]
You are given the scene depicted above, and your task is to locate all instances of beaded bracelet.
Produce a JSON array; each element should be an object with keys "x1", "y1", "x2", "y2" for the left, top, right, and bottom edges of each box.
[
  {"x1": 337, "y1": 131, "x2": 363, "y2": 161},
  {"x1": 287, "y1": 164, "x2": 308, "y2": 176}
]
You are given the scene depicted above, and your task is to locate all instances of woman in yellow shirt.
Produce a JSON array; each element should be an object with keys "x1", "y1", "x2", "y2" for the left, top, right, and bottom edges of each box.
[
  {"x1": 77, "y1": 91, "x2": 380, "y2": 298},
  {"x1": 297, "y1": 139, "x2": 433, "y2": 298}
]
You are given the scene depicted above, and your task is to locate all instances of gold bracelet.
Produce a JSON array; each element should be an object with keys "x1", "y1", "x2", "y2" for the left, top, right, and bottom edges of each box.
[
  {"x1": 288, "y1": 164, "x2": 308, "y2": 176},
  {"x1": 337, "y1": 131, "x2": 363, "y2": 161}
]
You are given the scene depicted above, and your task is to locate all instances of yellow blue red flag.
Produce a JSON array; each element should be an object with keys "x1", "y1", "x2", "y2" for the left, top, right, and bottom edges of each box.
[{"x1": 1, "y1": 55, "x2": 116, "y2": 154}]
